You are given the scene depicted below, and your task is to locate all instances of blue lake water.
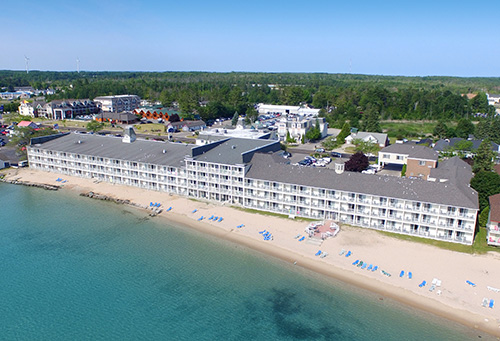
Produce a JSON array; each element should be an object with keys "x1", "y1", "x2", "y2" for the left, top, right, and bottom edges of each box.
[{"x1": 0, "y1": 183, "x2": 493, "y2": 340}]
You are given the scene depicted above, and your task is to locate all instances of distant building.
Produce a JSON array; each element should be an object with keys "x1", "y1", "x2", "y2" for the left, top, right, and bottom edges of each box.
[
  {"x1": 487, "y1": 93, "x2": 500, "y2": 106},
  {"x1": 256, "y1": 104, "x2": 320, "y2": 117},
  {"x1": 196, "y1": 126, "x2": 272, "y2": 145},
  {"x1": 95, "y1": 112, "x2": 138, "y2": 124},
  {"x1": 345, "y1": 131, "x2": 389, "y2": 148},
  {"x1": 276, "y1": 116, "x2": 328, "y2": 143},
  {"x1": 166, "y1": 120, "x2": 206, "y2": 132},
  {"x1": 94, "y1": 95, "x2": 141, "y2": 113},
  {"x1": 433, "y1": 138, "x2": 500, "y2": 155},
  {"x1": 18, "y1": 100, "x2": 46, "y2": 117},
  {"x1": 487, "y1": 193, "x2": 500, "y2": 246},
  {"x1": 17, "y1": 121, "x2": 38, "y2": 129},
  {"x1": 40, "y1": 99, "x2": 99, "y2": 120}
]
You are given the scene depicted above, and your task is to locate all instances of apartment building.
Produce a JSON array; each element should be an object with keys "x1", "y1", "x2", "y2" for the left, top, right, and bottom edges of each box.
[
  {"x1": 38, "y1": 99, "x2": 99, "y2": 119},
  {"x1": 27, "y1": 132, "x2": 479, "y2": 245},
  {"x1": 94, "y1": 95, "x2": 141, "y2": 113}
]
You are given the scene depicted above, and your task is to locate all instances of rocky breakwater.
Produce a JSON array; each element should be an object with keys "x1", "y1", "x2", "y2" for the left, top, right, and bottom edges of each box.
[
  {"x1": 0, "y1": 177, "x2": 60, "y2": 191},
  {"x1": 79, "y1": 191, "x2": 132, "y2": 205}
]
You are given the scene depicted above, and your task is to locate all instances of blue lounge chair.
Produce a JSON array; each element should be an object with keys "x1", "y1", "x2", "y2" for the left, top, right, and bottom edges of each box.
[
  {"x1": 259, "y1": 230, "x2": 266, "y2": 234},
  {"x1": 367, "y1": 264, "x2": 373, "y2": 271},
  {"x1": 150, "y1": 202, "x2": 153, "y2": 207},
  {"x1": 237, "y1": 224, "x2": 244, "y2": 228},
  {"x1": 197, "y1": 216, "x2": 204, "y2": 221},
  {"x1": 408, "y1": 272, "x2": 413, "y2": 279},
  {"x1": 352, "y1": 260, "x2": 359, "y2": 266},
  {"x1": 209, "y1": 215, "x2": 214, "y2": 220},
  {"x1": 315, "y1": 250, "x2": 322, "y2": 256},
  {"x1": 345, "y1": 251, "x2": 352, "y2": 257},
  {"x1": 218, "y1": 217, "x2": 223, "y2": 222},
  {"x1": 372, "y1": 265, "x2": 378, "y2": 272},
  {"x1": 489, "y1": 299, "x2": 495, "y2": 308},
  {"x1": 419, "y1": 280, "x2": 427, "y2": 288},
  {"x1": 166, "y1": 207, "x2": 172, "y2": 212},
  {"x1": 56, "y1": 178, "x2": 62, "y2": 182},
  {"x1": 361, "y1": 263, "x2": 367, "y2": 269},
  {"x1": 192, "y1": 209, "x2": 197, "y2": 213},
  {"x1": 61, "y1": 180, "x2": 67, "y2": 183},
  {"x1": 466, "y1": 280, "x2": 476, "y2": 287},
  {"x1": 298, "y1": 236, "x2": 305, "y2": 242},
  {"x1": 399, "y1": 271, "x2": 404, "y2": 278},
  {"x1": 213, "y1": 216, "x2": 218, "y2": 221}
]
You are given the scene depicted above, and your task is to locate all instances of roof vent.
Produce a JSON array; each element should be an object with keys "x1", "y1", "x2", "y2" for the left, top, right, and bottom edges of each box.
[
  {"x1": 162, "y1": 149, "x2": 166, "y2": 154},
  {"x1": 231, "y1": 145, "x2": 236, "y2": 149},
  {"x1": 77, "y1": 140, "x2": 82, "y2": 144}
]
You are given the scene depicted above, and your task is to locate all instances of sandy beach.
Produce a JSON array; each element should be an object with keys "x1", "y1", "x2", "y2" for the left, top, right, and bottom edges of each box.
[{"x1": 4, "y1": 168, "x2": 500, "y2": 337}]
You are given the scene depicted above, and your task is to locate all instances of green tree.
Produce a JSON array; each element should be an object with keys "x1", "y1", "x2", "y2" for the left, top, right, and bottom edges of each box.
[
  {"x1": 231, "y1": 111, "x2": 239, "y2": 126},
  {"x1": 433, "y1": 121, "x2": 448, "y2": 139},
  {"x1": 244, "y1": 106, "x2": 258, "y2": 125},
  {"x1": 470, "y1": 171, "x2": 500, "y2": 211},
  {"x1": 401, "y1": 164, "x2": 407, "y2": 177},
  {"x1": 352, "y1": 139, "x2": 379, "y2": 155},
  {"x1": 336, "y1": 122, "x2": 351, "y2": 145},
  {"x1": 305, "y1": 119, "x2": 321, "y2": 141},
  {"x1": 478, "y1": 206, "x2": 489, "y2": 228},
  {"x1": 86, "y1": 120, "x2": 104, "y2": 133},
  {"x1": 361, "y1": 106, "x2": 381, "y2": 132},
  {"x1": 455, "y1": 118, "x2": 475, "y2": 139},
  {"x1": 286, "y1": 131, "x2": 295, "y2": 143},
  {"x1": 473, "y1": 139, "x2": 495, "y2": 173},
  {"x1": 321, "y1": 136, "x2": 338, "y2": 150}
]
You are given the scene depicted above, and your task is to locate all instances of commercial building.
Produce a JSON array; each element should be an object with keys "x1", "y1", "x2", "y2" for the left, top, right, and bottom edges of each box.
[
  {"x1": 276, "y1": 116, "x2": 328, "y2": 143},
  {"x1": 94, "y1": 95, "x2": 141, "y2": 113},
  {"x1": 38, "y1": 99, "x2": 99, "y2": 120},
  {"x1": 256, "y1": 104, "x2": 320, "y2": 116},
  {"x1": 27, "y1": 132, "x2": 478, "y2": 245}
]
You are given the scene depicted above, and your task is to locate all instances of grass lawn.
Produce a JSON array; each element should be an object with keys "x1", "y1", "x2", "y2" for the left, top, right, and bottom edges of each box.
[
  {"x1": 376, "y1": 227, "x2": 499, "y2": 255},
  {"x1": 134, "y1": 123, "x2": 164, "y2": 133},
  {"x1": 380, "y1": 121, "x2": 457, "y2": 139},
  {"x1": 232, "y1": 206, "x2": 315, "y2": 222}
]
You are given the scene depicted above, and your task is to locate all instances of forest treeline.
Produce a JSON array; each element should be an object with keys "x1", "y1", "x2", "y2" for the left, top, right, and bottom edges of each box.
[{"x1": 1, "y1": 70, "x2": 499, "y2": 127}]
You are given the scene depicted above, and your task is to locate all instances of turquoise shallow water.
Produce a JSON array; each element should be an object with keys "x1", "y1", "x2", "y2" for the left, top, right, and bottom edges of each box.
[{"x1": 0, "y1": 183, "x2": 493, "y2": 340}]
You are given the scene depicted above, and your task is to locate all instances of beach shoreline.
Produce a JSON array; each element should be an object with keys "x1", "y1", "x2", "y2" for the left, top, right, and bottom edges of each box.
[{"x1": 4, "y1": 168, "x2": 500, "y2": 337}]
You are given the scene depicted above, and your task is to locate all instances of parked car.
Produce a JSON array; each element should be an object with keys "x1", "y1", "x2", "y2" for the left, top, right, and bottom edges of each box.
[
  {"x1": 330, "y1": 152, "x2": 342, "y2": 158},
  {"x1": 298, "y1": 159, "x2": 312, "y2": 166},
  {"x1": 315, "y1": 148, "x2": 325, "y2": 153},
  {"x1": 362, "y1": 168, "x2": 376, "y2": 174},
  {"x1": 278, "y1": 151, "x2": 292, "y2": 158}
]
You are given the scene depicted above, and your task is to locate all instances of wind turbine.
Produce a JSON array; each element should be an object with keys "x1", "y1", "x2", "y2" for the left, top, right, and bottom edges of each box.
[
  {"x1": 24, "y1": 55, "x2": 30, "y2": 74},
  {"x1": 76, "y1": 57, "x2": 80, "y2": 73}
]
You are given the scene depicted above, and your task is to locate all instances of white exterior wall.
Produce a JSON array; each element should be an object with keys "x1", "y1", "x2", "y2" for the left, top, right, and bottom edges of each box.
[
  {"x1": 378, "y1": 151, "x2": 408, "y2": 166},
  {"x1": 27, "y1": 145, "x2": 477, "y2": 245}
]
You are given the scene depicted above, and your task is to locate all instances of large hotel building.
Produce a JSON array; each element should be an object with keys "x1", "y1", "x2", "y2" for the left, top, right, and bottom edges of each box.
[{"x1": 27, "y1": 131, "x2": 479, "y2": 245}]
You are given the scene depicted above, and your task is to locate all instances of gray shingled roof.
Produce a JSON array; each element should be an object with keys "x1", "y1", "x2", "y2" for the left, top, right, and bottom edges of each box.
[
  {"x1": 380, "y1": 143, "x2": 438, "y2": 161},
  {"x1": 193, "y1": 138, "x2": 280, "y2": 165},
  {"x1": 31, "y1": 133, "x2": 191, "y2": 167},
  {"x1": 247, "y1": 153, "x2": 478, "y2": 209}
]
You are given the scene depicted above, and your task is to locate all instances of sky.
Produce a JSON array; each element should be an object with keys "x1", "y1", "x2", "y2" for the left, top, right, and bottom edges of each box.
[{"x1": 2, "y1": 0, "x2": 500, "y2": 77}]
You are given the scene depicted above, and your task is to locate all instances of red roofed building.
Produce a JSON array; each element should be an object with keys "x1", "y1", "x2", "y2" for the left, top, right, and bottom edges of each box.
[
  {"x1": 17, "y1": 121, "x2": 38, "y2": 129},
  {"x1": 487, "y1": 193, "x2": 500, "y2": 246}
]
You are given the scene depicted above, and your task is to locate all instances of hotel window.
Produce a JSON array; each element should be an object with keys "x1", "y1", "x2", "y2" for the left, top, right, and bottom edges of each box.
[
  {"x1": 419, "y1": 161, "x2": 426, "y2": 166},
  {"x1": 396, "y1": 155, "x2": 403, "y2": 160}
]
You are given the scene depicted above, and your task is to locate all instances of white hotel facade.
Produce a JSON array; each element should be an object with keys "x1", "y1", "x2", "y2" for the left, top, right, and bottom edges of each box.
[{"x1": 27, "y1": 132, "x2": 479, "y2": 245}]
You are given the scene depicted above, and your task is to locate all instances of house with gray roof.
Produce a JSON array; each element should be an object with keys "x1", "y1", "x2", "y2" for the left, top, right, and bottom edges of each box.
[
  {"x1": 27, "y1": 129, "x2": 478, "y2": 245},
  {"x1": 378, "y1": 143, "x2": 439, "y2": 179},
  {"x1": 345, "y1": 131, "x2": 389, "y2": 147}
]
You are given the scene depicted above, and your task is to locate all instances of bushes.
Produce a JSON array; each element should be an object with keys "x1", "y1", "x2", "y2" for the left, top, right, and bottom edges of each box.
[{"x1": 479, "y1": 206, "x2": 489, "y2": 228}]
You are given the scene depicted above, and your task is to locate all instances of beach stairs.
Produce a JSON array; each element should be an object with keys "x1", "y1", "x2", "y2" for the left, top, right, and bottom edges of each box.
[{"x1": 306, "y1": 237, "x2": 323, "y2": 246}]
